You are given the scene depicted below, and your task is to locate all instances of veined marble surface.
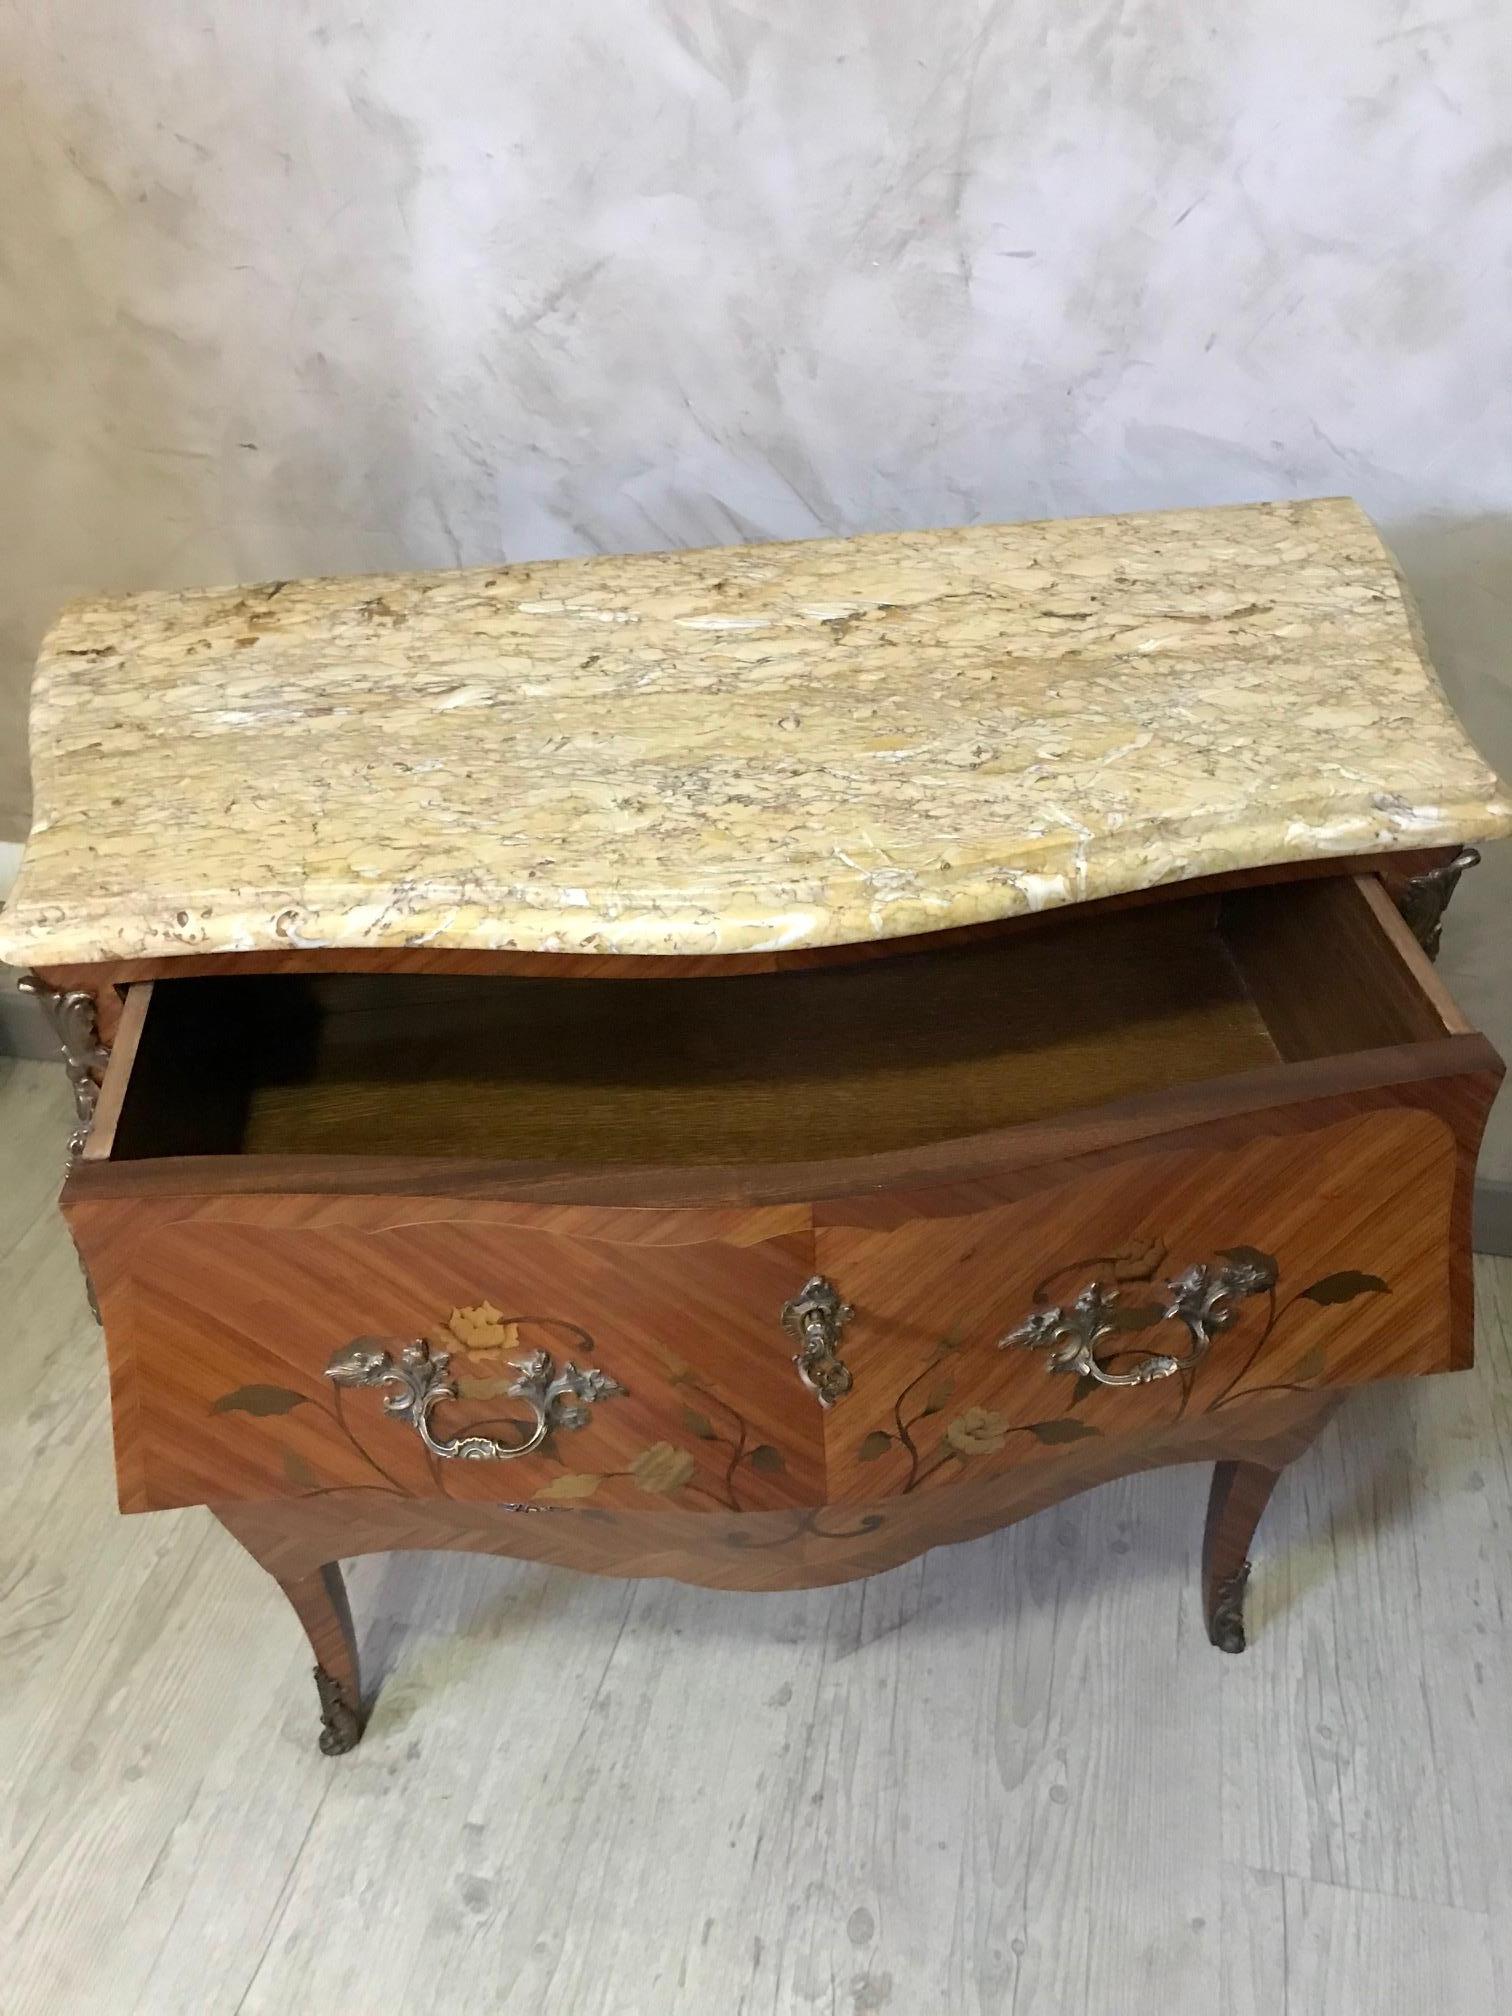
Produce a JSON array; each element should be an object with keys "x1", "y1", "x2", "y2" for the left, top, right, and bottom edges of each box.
[{"x1": 1, "y1": 496, "x2": 1509, "y2": 966}]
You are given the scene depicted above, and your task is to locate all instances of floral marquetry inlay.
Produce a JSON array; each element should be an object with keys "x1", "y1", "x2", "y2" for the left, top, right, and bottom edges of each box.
[
  {"x1": 944, "y1": 1409, "x2": 1013, "y2": 1458},
  {"x1": 631, "y1": 1443, "x2": 699, "y2": 1495},
  {"x1": 427, "y1": 1302, "x2": 520, "y2": 1357},
  {"x1": 199, "y1": 1248, "x2": 1396, "y2": 1511},
  {"x1": 202, "y1": 1296, "x2": 800, "y2": 1513},
  {"x1": 847, "y1": 1242, "x2": 1394, "y2": 1497}
]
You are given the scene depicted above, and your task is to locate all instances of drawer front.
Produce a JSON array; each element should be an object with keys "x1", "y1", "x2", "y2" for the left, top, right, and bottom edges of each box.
[
  {"x1": 74, "y1": 1196, "x2": 824, "y2": 1513},
  {"x1": 63, "y1": 868, "x2": 1501, "y2": 1525},
  {"x1": 69, "y1": 1098, "x2": 1481, "y2": 1518},
  {"x1": 815, "y1": 1104, "x2": 1461, "y2": 1504}
]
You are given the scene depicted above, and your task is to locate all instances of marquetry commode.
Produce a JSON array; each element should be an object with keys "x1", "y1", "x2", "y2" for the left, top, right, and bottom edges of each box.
[{"x1": 4, "y1": 498, "x2": 1510, "y2": 1756}]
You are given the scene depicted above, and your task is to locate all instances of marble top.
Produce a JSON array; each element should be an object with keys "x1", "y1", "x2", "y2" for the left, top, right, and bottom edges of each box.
[{"x1": 2, "y1": 496, "x2": 1509, "y2": 967}]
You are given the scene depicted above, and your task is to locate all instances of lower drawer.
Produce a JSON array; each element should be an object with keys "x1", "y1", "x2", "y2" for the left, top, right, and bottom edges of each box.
[
  {"x1": 64, "y1": 873, "x2": 1501, "y2": 1516},
  {"x1": 77, "y1": 1101, "x2": 1467, "y2": 1515}
]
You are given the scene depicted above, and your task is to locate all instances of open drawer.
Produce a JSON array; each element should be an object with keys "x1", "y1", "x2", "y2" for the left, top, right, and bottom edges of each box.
[{"x1": 64, "y1": 873, "x2": 1502, "y2": 1514}]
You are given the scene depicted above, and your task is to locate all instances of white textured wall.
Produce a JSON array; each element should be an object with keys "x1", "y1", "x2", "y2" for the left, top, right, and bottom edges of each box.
[{"x1": 2, "y1": 2, "x2": 1510, "y2": 1162}]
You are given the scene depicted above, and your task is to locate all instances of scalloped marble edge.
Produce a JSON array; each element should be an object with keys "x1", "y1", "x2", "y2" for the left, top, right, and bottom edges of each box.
[
  {"x1": 4, "y1": 804, "x2": 1508, "y2": 969},
  {"x1": 2, "y1": 496, "x2": 1509, "y2": 967}
]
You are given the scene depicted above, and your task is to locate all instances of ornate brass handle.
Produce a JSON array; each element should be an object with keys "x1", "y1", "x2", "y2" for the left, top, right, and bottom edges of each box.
[
  {"x1": 998, "y1": 1253, "x2": 1276, "y2": 1388},
  {"x1": 781, "y1": 1276, "x2": 854, "y2": 1407},
  {"x1": 325, "y1": 1337, "x2": 624, "y2": 1460}
]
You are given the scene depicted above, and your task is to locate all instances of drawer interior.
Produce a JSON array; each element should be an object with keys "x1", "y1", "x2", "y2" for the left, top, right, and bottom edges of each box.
[{"x1": 101, "y1": 875, "x2": 1459, "y2": 1167}]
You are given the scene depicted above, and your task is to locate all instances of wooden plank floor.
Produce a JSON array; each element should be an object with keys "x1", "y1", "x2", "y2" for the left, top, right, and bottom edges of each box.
[{"x1": 2, "y1": 1054, "x2": 1510, "y2": 2015}]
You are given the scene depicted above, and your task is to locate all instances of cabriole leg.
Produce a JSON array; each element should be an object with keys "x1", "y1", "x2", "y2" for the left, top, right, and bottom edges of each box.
[
  {"x1": 1202, "y1": 1459, "x2": 1284, "y2": 1653},
  {"x1": 286, "y1": 1563, "x2": 364, "y2": 1754},
  {"x1": 214, "y1": 1513, "x2": 364, "y2": 1753},
  {"x1": 1203, "y1": 1393, "x2": 1343, "y2": 1652}
]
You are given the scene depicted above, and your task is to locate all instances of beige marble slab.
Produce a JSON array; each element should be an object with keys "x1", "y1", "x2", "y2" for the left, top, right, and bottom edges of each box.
[{"x1": 1, "y1": 496, "x2": 1508, "y2": 966}]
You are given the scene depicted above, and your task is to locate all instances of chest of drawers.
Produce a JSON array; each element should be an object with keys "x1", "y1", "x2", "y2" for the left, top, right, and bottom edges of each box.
[{"x1": 4, "y1": 498, "x2": 1509, "y2": 1756}]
